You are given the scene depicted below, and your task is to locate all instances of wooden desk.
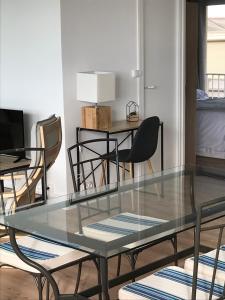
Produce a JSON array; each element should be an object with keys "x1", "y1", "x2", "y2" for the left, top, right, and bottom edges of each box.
[{"x1": 76, "y1": 119, "x2": 164, "y2": 184}]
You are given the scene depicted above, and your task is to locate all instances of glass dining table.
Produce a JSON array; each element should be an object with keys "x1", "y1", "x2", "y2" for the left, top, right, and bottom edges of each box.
[{"x1": 1, "y1": 166, "x2": 225, "y2": 300}]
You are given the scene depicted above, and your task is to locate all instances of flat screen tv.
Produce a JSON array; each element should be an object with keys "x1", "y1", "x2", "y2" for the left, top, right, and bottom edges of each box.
[{"x1": 0, "y1": 108, "x2": 25, "y2": 158}]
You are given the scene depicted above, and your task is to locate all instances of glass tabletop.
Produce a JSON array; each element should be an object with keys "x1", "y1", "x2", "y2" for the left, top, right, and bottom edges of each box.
[{"x1": 1, "y1": 166, "x2": 225, "y2": 258}]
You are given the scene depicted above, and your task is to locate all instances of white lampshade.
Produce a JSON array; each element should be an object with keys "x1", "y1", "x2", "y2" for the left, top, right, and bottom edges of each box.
[{"x1": 77, "y1": 71, "x2": 115, "y2": 103}]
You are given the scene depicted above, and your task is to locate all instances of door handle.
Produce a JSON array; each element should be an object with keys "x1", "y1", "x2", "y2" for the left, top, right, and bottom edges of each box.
[{"x1": 144, "y1": 85, "x2": 157, "y2": 89}]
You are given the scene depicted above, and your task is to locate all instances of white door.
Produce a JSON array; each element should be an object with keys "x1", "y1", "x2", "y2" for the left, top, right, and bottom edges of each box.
[{"x1": 142, "y1": 0, "x2": 184, "y2": 171}]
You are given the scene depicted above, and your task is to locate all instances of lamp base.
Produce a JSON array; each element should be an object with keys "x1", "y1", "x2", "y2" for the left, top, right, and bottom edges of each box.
[{"x1": 81, "y1": 106, "x2": 112, "y2": 130}]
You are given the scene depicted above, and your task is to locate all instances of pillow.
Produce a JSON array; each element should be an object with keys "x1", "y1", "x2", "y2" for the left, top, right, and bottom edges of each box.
[{"x1": 197, "y1": 89, "x2": 209, "y2": 100}]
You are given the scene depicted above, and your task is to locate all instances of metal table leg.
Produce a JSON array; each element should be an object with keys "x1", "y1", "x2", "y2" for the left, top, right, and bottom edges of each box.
[
  {"x1": 100, "y1": 257, "x2": 110, "y2": 300},
  {"x1": 160, "y1": 123, "x2": 164, "y2": 196}
]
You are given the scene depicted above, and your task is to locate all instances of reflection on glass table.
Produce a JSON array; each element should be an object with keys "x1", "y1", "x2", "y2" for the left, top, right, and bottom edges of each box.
[{"x1": 1, "y1": 166, "x2": 225, "y2": 300}]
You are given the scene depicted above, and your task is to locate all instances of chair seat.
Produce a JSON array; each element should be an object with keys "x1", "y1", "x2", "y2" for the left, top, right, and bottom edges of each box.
[
  {"x1": 80, "y1": 212, "x2": 167, "y2": 246},
  {"x1": 106, "y1": 116, "x2": 160, "y2": 164},
  {"x1": 184, "y1": 245, "x2": 225, "y2": 281},
  {"x1": 103, "y1": 149, "x2": 131, "y2": 162},
  {"x1": 119, "y1": 266, "x2": 224, "y2": 300},
  {"x1": 0, "y1": 235, "x2": 89, "y2": 273},
  {"x1": 105, "y1": 149, "x2": 154, "y2": 163}
]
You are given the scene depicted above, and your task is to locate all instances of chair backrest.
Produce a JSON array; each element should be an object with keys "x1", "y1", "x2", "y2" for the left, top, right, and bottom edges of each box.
[
  {"x1": 127, "y1": 116, "x2": 160, "y2": 163},
  {"x1": 67, "y1": 139, "x2": 119, "y2": 198},
  {"x1": 0, "y1": 148, "x2": 47, "y2": 214},
  {"x1": 35, "y1": 115, "x2": 62, "y2": 170}
]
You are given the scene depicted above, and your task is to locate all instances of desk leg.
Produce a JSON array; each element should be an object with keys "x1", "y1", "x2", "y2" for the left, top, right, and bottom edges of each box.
[
  {"x1": 76, "y1": 127, "x2": 81, "y2": 191},
  {"x1": 131, "y1": 130, "x2": 134, "y2": 178},
  {"x1": 100, "y1": 257, "x2": 110, "y2": 300},
  {"x1": 161, "y1": 123, "x2": 164, "y2": 171},
  {"x1": 160, "y1": 123, "x2": 164, "y2": 197},
  {"x1": 106, "y1": 133, "x2": 110, "y2": 184}
]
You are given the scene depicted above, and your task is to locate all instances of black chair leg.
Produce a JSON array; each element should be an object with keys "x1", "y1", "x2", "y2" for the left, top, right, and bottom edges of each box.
[
  {"x1": 126, "y1": 252, "x2": 138, "y2": 282},
  {"x1": 93, "y1": 258, "x2": 102, "y2": 300},
  {"x1": 74, "y1": 262, "x2": 82, "y2": 294},
  {"x1": 171, "y1": 235, "x2": 178, "y2": 266},
  {"x1": 130, "y1": 254, "x2": 136, "y2": 282},
  {"x1": 116, "y1": 254, "x2": 122, "y2": 277}
]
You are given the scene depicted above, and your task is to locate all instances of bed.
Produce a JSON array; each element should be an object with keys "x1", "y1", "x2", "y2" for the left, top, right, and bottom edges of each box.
[{"x1": 197, "y1": 98, "x2": 225, "y2": 159}]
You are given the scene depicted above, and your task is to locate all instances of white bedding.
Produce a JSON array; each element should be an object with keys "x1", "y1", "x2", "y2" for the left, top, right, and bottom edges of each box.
[{"x1": 197, "y1": 110, "x2": 225, "y2": 159}]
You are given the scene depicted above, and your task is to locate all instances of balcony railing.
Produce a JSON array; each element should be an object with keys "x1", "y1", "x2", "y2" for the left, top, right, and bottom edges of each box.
[{"x1": 205, "y1": 73, "x2": 225, "y2": 99}]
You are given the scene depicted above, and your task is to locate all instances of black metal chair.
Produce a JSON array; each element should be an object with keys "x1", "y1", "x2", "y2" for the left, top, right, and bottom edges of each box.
[
  {"x1": 107, "y1": 116, "x2": 160, "y2": 179},
  {"x1": 103, "y1": 117, "x2": 177, "y2": 278},
  {"x1": 0, "y1": 148, "x2": 98, "y2": 300},
  {"x1": 68, "y1": 138, "x2": 120, "y2": 295},
  {"x1": 119, "y1": 196, "x2": 225, "y2": 300},
  {"x1": 69, "y1": 135, "x2": 177, "y2": 282},
  {"x1": 68, "y1": 138, "x2": 119, "y2": 194}
]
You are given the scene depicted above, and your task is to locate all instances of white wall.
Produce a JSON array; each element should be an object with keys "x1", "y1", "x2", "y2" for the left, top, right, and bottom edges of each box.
[
  {"x1": 61, "y1": 0, "x2": 138, "y2": 191},
  {"x1": 143, "y1": 0, "x2": 185, "y2": 170},
  {"x1": 0, "y1": 0, "x2": 67, "y2": 196},
  {"x1": 0, "y1": 0, "x2": 184, "y2": 194}
]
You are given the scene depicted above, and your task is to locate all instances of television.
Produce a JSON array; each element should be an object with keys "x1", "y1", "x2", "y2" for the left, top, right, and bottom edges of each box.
[{"x1": 0, "y1": 108, "x2": 25, "y2": 158}]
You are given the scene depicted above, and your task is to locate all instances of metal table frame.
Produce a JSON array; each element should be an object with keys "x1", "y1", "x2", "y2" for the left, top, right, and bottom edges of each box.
[
  {"x1": 7, "y1": 210, "x2": 215, "y2": 300},
  {"x1": 4, "y1": 168, "x2": 225, "y2": 300}
]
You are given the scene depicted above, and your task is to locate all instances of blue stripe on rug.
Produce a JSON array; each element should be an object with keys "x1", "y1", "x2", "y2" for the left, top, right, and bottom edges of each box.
[
  {"x1": 123, "y1": 282, "x2": 183, "y2": 300},
  {"x1": 0, "y1": 242, "x2": 58, "y2": 260},
  {"x1": 155, "y1": 268, "x2": 223, "y2": 297},
  {"x1": 111, "y1": 214, "x2": 164, "y2": 226},
  {"x1": 86, "y1": 223, "x2": 137, "y2": 235},
  {"x1": 191, "y1": 255, "x2": 225, "y2": 271}
]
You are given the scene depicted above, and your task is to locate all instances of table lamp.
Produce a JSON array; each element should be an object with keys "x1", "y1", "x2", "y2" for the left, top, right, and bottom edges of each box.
[{"x1": 77, "y1": 71, "x2": 116, "y2": 130}]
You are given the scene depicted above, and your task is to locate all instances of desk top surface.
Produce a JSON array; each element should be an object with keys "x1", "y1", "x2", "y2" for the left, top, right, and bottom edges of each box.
[
  {"x1": 78, "y1": 119, "x2": 143, "y2": 133},
  {"x1": 109, "y1": 120, "x2": 143, "y2": 133},
  {"x1": 2, "y1": 166, "x2": 225, "y2": 258}
]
